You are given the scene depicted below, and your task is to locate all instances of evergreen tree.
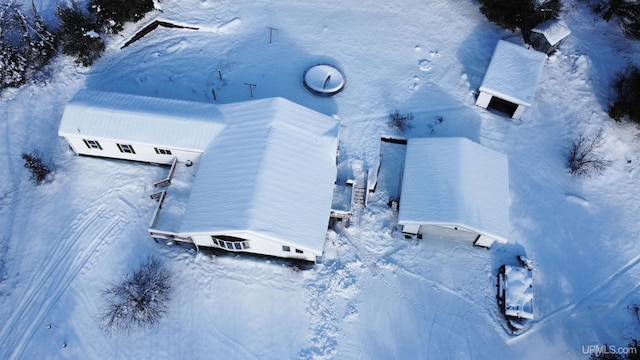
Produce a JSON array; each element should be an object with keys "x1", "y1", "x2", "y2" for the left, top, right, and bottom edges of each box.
[
  {"x1": 27, "y1": 1, "x2": 57, "y2": 74},
  {"x1": 609, "y1": 64, "x2": 640, "y2": 123},
  {"x1": 581, "y1": 0, "x2": 640, "y2": 39},
  {"x1": 0, "y1": 1, "x2": 56, "y2": 89},
  {"x1": 0, "y1": 42, "x2": 27, "y2": 89},
  {"x1": 89, "y1": 0, "x2": 154, "y2": 34},
  {"x1": 478, "y1": 0, "x2": 562, "y2": 32},
  {"x1": 56, "y1": 4, "x2": 105, "y2": 67}
]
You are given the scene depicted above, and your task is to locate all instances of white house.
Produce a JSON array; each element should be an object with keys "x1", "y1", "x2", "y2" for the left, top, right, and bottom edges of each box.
[
  {"x1": 475, "y1": 40, "x2": 547, "y2": 120},
  {"x1": 59, "y1": 90, "x2": 340, "y2": 263},
  {"x1": 397, "y1": 137, "x2": 509, "y2": 248},
  {"x1": 58, "y1": 90, "x2": 227, "y2": 165}
]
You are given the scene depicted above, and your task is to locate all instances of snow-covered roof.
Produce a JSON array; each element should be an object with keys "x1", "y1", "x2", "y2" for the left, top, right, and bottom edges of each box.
[
  {"x1": 532, "y1": 18, "x2": 571, "y2": 46},
  {"x1": 479, "y1": 40, "x2": 547, "y2": 107},
  {"x1": 58, "y1": 90, "x2": 226, "y2": 152},
  {"x1": 503, "y1": 265, "x2": 534, "y2": 319},
  {"x1": 179, "y1": 98, "x2": 340, "y2": 253},
  {"x1": 398, "y1": 137, "x2": 509, "y2": 243}
]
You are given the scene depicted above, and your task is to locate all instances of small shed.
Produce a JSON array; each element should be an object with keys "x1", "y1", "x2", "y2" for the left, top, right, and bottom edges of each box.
[
  {"x1": 527, "y1": 18, "x2": 571, "y2": 55},
  {"x1": 475, "y1": 40, "x2": 546, "y2": 120},
  {"x1": 397, "y1": 137, "x2": 509, "y2": 248}
]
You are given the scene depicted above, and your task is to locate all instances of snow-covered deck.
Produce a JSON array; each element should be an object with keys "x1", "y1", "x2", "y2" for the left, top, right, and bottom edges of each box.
[
  {"x1": 148, "y1": 161, "x2": 199, "y2": 236},
  {"x1": 331, "y1": 181, "x2": 354, "y2": 219}
]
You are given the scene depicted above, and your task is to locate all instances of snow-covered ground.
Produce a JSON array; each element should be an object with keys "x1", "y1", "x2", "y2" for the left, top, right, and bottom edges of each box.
[{"x1": 2, "y1": 0, "x2": 640, "y2": 358}]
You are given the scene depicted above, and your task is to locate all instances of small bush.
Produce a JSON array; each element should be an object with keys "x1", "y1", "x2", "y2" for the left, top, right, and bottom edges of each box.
[
  {"x1": 388, "y1": 110, "x2": 414, "y2": 134},
  {"x1": 478, "y1": 0, "x2": 562, "y2": 32},
  {"x1": 56, "y1": 4, "x2": 105, "y2": 67},
  {"x1": 566, "y1": 131, "x2": 612, "y2": 177},
  {"x1": 609, "y1": 65, "x2": 640, "y2": 123},
  {"x1": 100, "y1": 257, "x2": 171, "y2": 335},
  {"x1": 22, "y1": 150, "x2": 51, "y2": 184}
]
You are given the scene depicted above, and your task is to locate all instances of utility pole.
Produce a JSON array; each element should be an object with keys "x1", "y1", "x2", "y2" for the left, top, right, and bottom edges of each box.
[
  {"x1": 266, "y1": 27, "x2": 278, "y2": 44},
  {"x1": 244, "y1": 83, "x2": 256, "y2": 98}
]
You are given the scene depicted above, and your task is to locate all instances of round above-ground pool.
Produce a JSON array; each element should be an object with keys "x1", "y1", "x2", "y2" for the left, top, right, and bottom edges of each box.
[{"x1": 303, "y1": 64, "x2": 345, "y2": 96}]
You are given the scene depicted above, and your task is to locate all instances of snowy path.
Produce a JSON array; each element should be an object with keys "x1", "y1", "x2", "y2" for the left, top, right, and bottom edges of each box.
[{"x1": 0, "y1": 188, "x2": 136, "y2": 359}]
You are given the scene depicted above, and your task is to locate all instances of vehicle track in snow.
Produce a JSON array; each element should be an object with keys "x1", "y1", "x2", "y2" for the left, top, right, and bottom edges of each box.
[
  {"x1": 510, "y1": 253, "x2": 640, "y2": 343},
  {"x1": 0, "y1": 190, "x2": 134, "y2": 359}
]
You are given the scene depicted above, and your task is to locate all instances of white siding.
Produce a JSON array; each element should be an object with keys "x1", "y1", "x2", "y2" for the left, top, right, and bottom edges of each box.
[
  {"x1": 418, "y1": 224, "x2": 479, "y2": 243},
  {"x1": 475, "y1": 91, "x2": 492, "y2": 108},
  {"x1": 512, "y1": 105, "x2": 527, "y2": 120},
  {"x1": 63, "y1": 136, "x2": 203, "y2": 164},
  {"x1": 190, "y1": 232, "x2": 320, "y2": 263}
]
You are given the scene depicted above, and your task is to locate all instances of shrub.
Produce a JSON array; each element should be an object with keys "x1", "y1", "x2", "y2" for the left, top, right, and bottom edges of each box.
[
  {"x1": 609, "y1": 65, "x2": 640, "y2": 123},
  {"x1": 388, "y1": 110, "x2": 414, "y2": 134},
  {"x1": 89, "y1": 0, "x2": 155, "y2": 34},
  {"x1": 56, "y1": 4, "x2": 105, "y2": 67},
  {"x1": 22, "y1": 150, "x2": 51, "y2": 184},
  {"x1": 100, "y1": 257, "x2": 172, "y2": 334},
  {"x1": 478, "y1": 0, "x2": 562, "y2": 32},
  {"x1": 566, "y1": 131, "x2": 612, "y2": 177}
]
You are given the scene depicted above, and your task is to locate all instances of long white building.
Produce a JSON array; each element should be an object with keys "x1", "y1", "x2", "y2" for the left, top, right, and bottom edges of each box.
[{"x1": 59, "y1": 90, "x2": 340, "y2": 263}]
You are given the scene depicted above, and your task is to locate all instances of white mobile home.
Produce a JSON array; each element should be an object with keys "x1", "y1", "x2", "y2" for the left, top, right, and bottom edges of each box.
[
  {"x1": 397, "y1": 137, "x2": 509, "y2": 248},
  {"x1": 475, "y1": 40, "x2": 546, "y2": 120},
  {"x1": 59, "y1": 90, "x2": 340, "y2": 263},
  {"x1": 59, "y1": 90, "x2": 226, "y2": 165}
]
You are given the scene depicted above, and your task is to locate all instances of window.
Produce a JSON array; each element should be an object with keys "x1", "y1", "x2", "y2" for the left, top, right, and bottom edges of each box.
[
  {"x1": 295, "y1": 249, "x2": 304, "y2": 254},
  {"x1": 282, "y1": 245, "x2": 290, "y2": 252},
  {"x1": 83, "y1": 139, "x2": 102, "y2": 150},
  {"x1": 211, "y1": 237, "x2": 219, "y2": 247},
  {"x1": 155, "y1": 147, "x2": 172, "y2": 155},
  {"x1": 117, "y1": 143, "x2": 136, "y2": 154},
  {"x1": 212, "y1": 236, "x2": 250, "y2": 251}
]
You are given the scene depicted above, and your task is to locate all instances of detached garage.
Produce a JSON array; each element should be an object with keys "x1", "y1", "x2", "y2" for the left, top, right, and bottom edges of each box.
[
  {"x1": 397, "y1": 137, "x2": 509, "y2": 248},
  {"x1": 475, "y1": 40, "x2": 546, "y2": 120}
]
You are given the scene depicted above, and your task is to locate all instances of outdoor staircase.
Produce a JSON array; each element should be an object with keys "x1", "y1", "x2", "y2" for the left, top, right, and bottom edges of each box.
[{"x1": 352, "y1": 186, "x2": 366, "y2": 207}]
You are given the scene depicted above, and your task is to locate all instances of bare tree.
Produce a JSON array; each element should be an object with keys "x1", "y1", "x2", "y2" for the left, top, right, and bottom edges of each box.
[
  {"x1": 566, "y1": 131, "x2": 612, "y2": 177},
  {"x1": 100, "y1": 256, "x2": 172, "y2": 334},
  {"x1": 388, "y1": 110, "x2": 415, "y2": 134}
]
